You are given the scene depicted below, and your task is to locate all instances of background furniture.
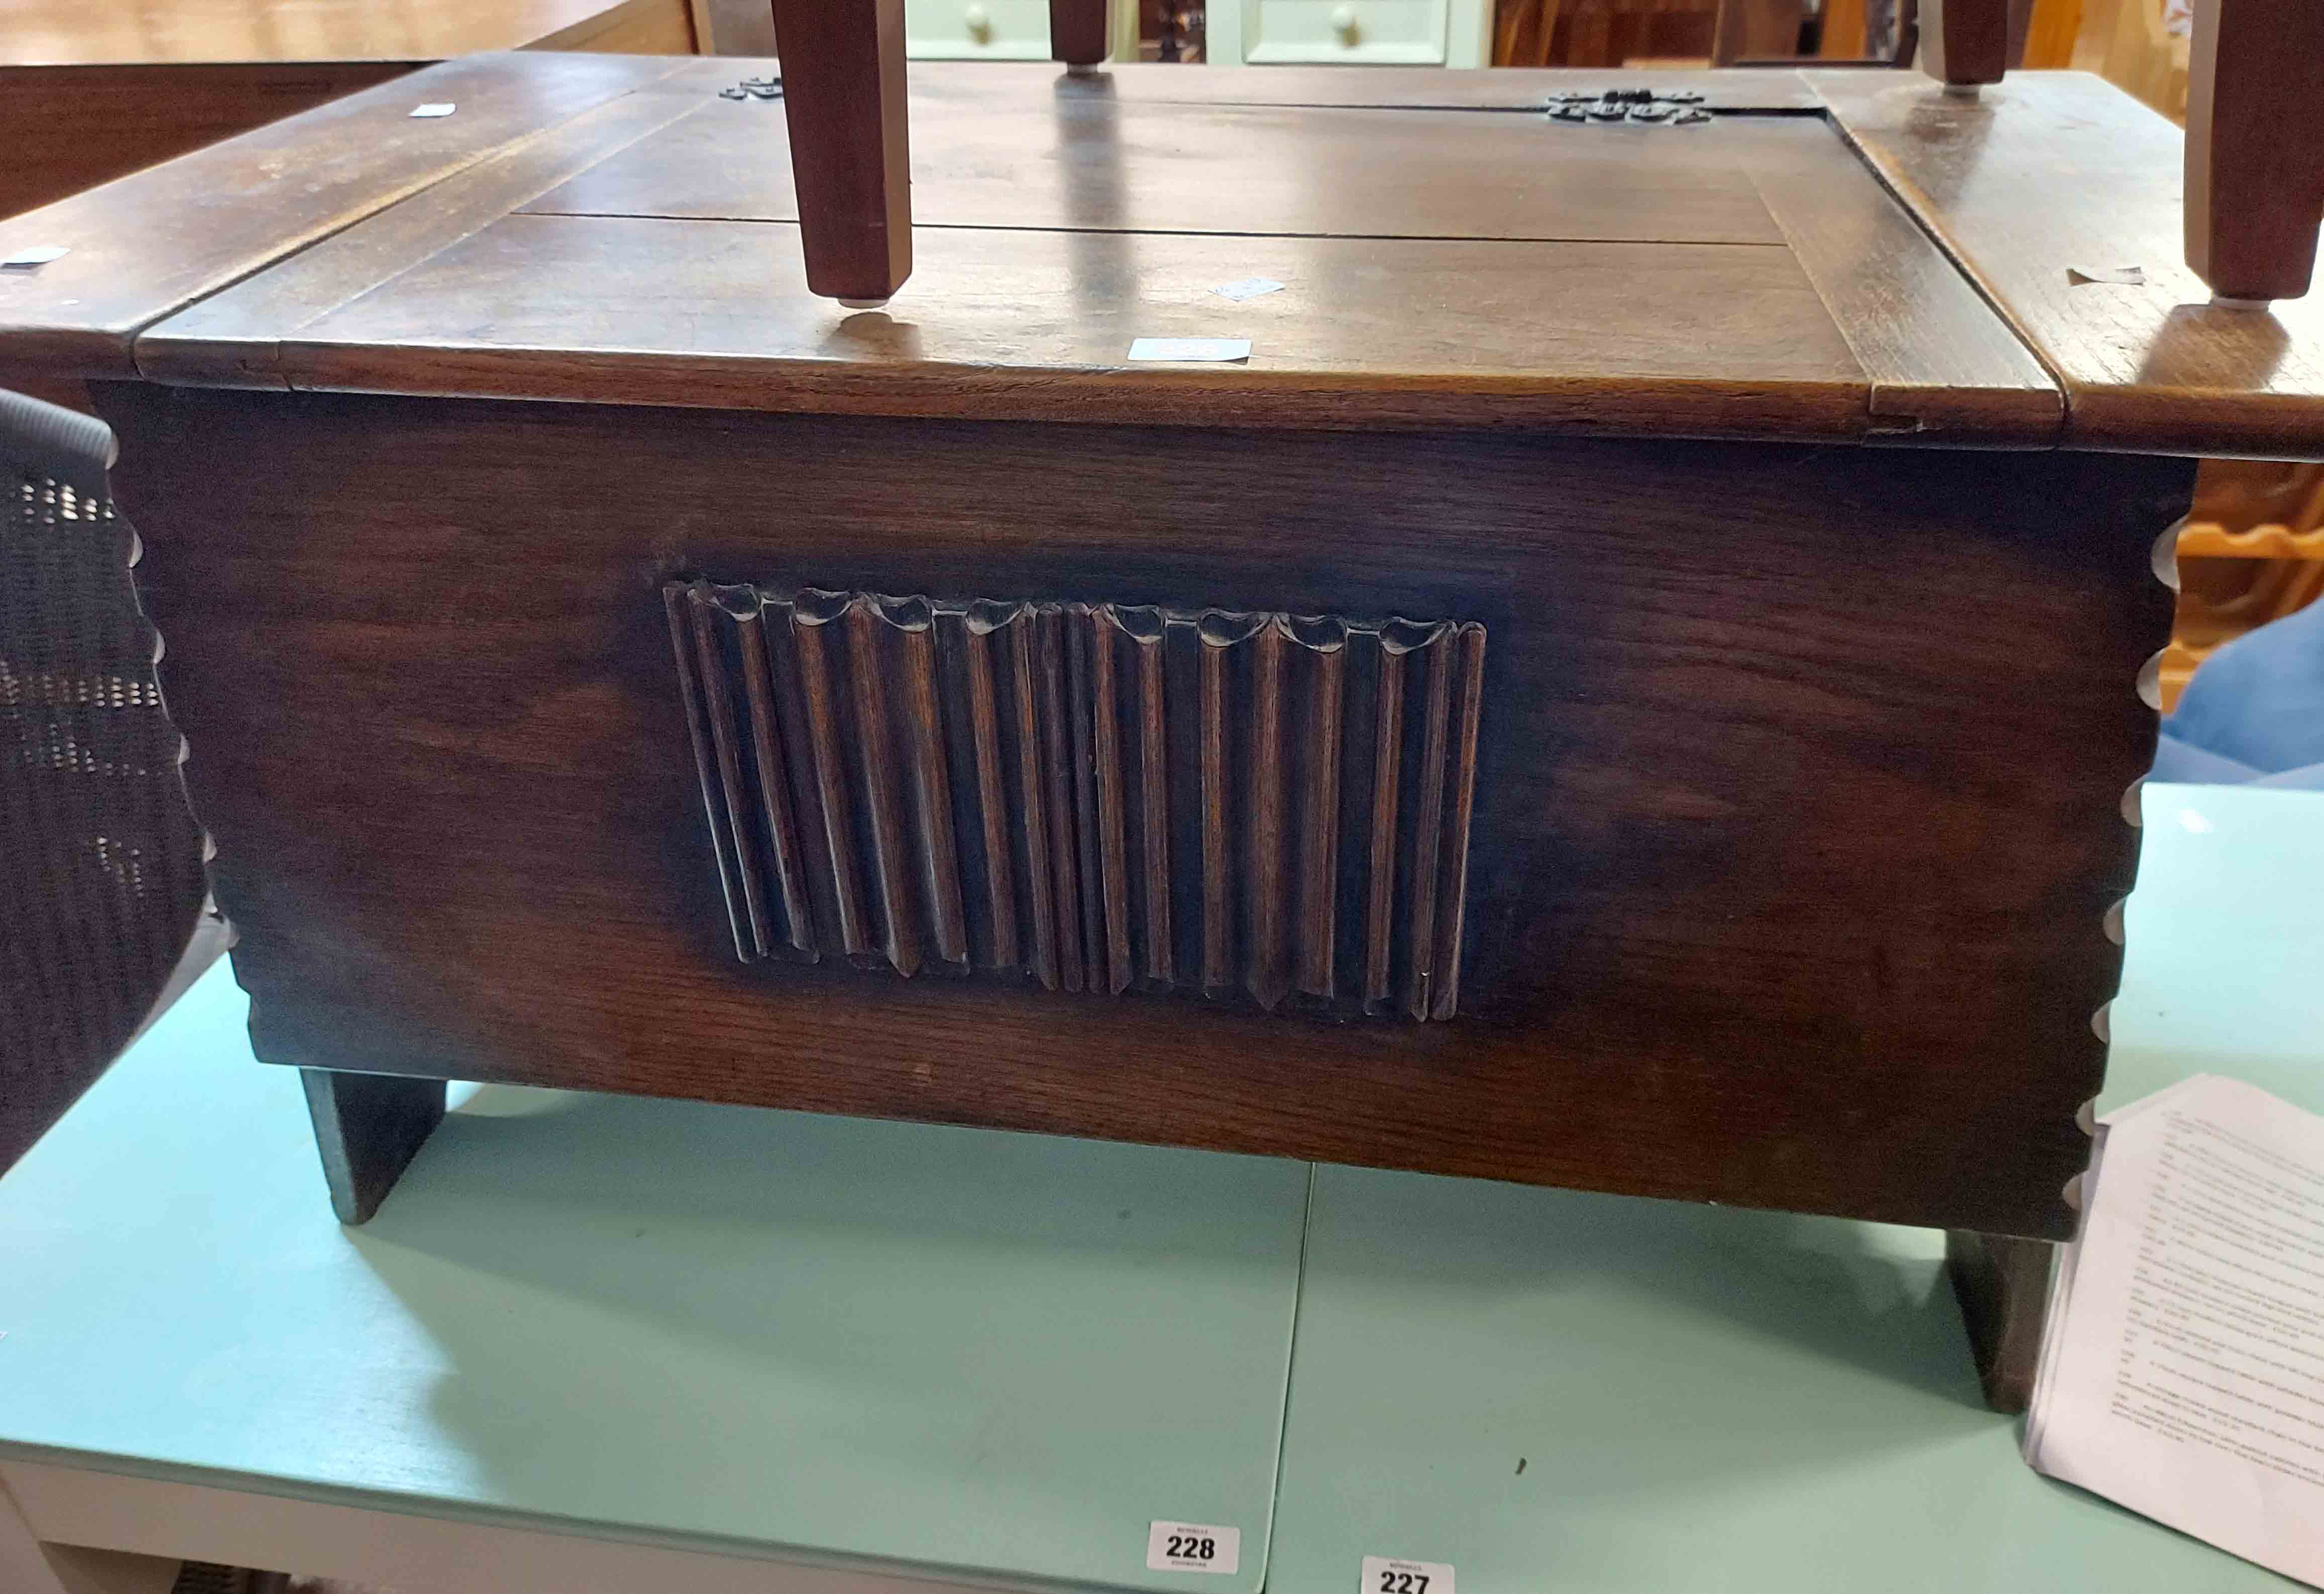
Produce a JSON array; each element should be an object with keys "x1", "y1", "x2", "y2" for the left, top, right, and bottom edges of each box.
[
  {"x1": 2161, "y1": 463, "x2": 2324, "y2": 712},
  {"x1": 3, "y1": 779, "x2": 2317, "y2": 1594},
  {"x1": 0, "y1": 0, "x2": 718, "y2": 222},
  {"x1": 0, "y1": 390, "x2": 205, "y2": 1177},
  {"x1": 906, "y1": 0, "x2": 1142, "y2": 60},
  {"x1": 1205, "y1": 0, "x2": 1494, "y2": 64}
]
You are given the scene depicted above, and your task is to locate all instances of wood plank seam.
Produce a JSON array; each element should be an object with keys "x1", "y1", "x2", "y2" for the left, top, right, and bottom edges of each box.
[
  {"x1": 1730, "y1": 120, "x2": 2064, "y2": 442},
  {"x1": 1802, "y1": 76, "x2": 2080, "y2": 422},
  {"x1": 108, "y1": 55, "x2": 701, "y2": 384}
]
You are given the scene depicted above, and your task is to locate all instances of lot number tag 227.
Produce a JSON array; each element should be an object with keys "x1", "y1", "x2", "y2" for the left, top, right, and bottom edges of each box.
[{"x1": 1363, "y1": 1556, "x2": 1455, "y2": 1594}]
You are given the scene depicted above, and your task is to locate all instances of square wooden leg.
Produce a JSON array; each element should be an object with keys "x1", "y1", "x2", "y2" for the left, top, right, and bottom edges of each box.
[
  {"x1": 2185, "y1": 0, "x2": 2324, "y2": 304},
  {"x1": 1050, "y1": 0, "x2": 1110, "y2": 61},
  {"x1": 765, "y1": 0, "x2": 912, "y2": 304},
  {"x1": 1945, "y1": 1228, "x2": 2052, "y2": 1412},
  {"x1": 301, "y1": 1069, "x2": 445, "y2": 1225}
]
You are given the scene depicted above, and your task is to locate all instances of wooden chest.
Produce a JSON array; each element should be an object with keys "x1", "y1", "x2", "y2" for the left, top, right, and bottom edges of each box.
[{"x1": 6, "y1": 48, "x2": 2316, "y2": 1402}]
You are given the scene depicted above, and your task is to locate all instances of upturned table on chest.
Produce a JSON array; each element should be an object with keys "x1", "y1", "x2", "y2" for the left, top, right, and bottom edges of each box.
[{"x1": 4, "y1": 0, "x2": 2321, "y2": 1415}]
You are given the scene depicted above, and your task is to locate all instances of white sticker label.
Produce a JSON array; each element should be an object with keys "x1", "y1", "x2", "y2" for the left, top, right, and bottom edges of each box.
[
  {"x1": 1212, "y1": 276, "x2": 1285, "y2": 302},
  {"x1": 2, "y1": 245, "x2": 69, "y2": 269},
  {"x1": 1363, "y1": 1556, "x2": 1453, "y2": 1594},
  {"x1": 411, "y1": 102, "x2": 457, "y2": 118},
  {"x1": 1127, "y1": 338, "x2": 1251, "y2": 363},
  {"x1": 1147, "y1": 1520, "x2": 1241, "y2": 1574}
]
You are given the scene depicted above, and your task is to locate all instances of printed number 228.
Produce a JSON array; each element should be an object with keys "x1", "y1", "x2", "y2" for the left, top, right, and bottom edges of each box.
[
  {"x1": 1378, "y1": 1574, "x2": 1430, "y2": 1594},
  {"x1": 1169, "y1": 1536, "x2": 1218, "y2": 1561}
]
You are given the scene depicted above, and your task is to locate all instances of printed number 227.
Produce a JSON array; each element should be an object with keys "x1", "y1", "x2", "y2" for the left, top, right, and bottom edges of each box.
[{"x1": 1379, "y1": 1574, "x2": 1430, "y2": 1594}]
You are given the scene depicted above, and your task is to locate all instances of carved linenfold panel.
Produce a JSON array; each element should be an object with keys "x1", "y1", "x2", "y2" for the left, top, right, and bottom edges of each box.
[{"x1": 663, "y1": 582, "x2": 1487, "y2": 1020}]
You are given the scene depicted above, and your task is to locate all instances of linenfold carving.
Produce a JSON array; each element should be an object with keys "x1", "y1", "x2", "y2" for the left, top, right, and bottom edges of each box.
[{"x1": 664, "y1": 582, "x2": 1486, "y2": 1020}]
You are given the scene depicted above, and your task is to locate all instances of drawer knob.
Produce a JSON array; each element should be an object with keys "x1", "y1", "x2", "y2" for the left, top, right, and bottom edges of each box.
[
  {"x1": 965, "y1": 2, "x2": 991, "y2": 39},
  {"x1": 1331, "y1": 4, "x2": 1358, "y2": 40}
]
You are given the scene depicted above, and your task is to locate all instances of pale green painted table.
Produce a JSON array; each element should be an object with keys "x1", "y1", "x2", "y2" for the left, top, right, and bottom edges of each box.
[
  {"x1": 0, "y1": 966, "x2": 1311, "y2": 1592},
  {"x1": 1, "y1": 783, "x2": 2317, "y2": 1593},
  {"x1": 1267, "y1": 783, "x2": 2321, "y2": 1594}
]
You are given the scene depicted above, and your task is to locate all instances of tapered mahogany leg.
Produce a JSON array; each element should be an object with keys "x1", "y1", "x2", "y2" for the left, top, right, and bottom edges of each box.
[
  {"x1": 1945, "y1": 1229, "x2": 2051, "y2": 1412},
  {"x1": 302, "y1": 1068, "x2": 445, "y2": 1225},
  {"x1": 766, "y1": 0, "x2": 912, "y2": 305},
  {"x1": 1051, "y1": 0, "x2": 1110, "y2": 62},
  {"x1": 1918, "y1": 0, "x2": 2011, "y2": 91},
  {"x1": 2186, "y1": 0, "x2": 2324, "y2": 306}
]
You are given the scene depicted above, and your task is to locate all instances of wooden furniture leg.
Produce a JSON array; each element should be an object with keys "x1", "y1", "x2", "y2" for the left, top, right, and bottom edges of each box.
[
  {"x1": 302, "y1": 1069, "x2": 445, "y2": 1225},
  {"x1": 1945, "y1": 1229, "x2": 2052, "y2": 1412},
  {"x1": 2185, "y1": 0, "x2": 2324, "y2": 306},
  {"x1": 764, "y1": 0, "x2": 911, "y2": 306},
  {"x1": 1050, "y1": 0, "x2": 1111, "y2": 63},
  {"x1": 1918, "y1": 0, "x2": 2011, "y2": 90},
  {"x1": 1817, "y1": 0, "x2": 1868, "y2": 57},
  {"x1": 1713, "y1": 0, "x2": 1806, "y2": 63}
]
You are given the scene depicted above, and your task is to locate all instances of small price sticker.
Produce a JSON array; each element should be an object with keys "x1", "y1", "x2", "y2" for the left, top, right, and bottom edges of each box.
[
  {"x1": 1147, "y1": 1520, "x2": 1241, "y2": 1574},
  {"x1": 1363, "y1": 1556, "x2": 1453, "y2": 1594}
]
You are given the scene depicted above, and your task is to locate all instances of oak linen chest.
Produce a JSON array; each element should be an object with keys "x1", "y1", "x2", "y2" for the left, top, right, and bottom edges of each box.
[{"x1": 6, "y1": 32, "x2": 2321, "y2": 1410}]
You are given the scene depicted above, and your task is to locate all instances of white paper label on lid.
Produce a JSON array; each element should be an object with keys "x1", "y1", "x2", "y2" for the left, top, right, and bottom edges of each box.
[
  {"x1": 1127, "y1": 338, "x2": 1250, "y2": 363},
  {"x1": 1212, "y1": 276, "x2": 1285, "y2": 302},
  {"x1": 1363, "y1": 1556, "x2": 1453, "y2": 1594},
  {"x1": 1146, "y1": 1521, "x2": 1241, "y2": 1574},
  {"x1": 411, "y1": 103, "x2": 457, "y2": 118},
  {"x1": 2, "y1": 245, "x2": 69, "y2": 269}
]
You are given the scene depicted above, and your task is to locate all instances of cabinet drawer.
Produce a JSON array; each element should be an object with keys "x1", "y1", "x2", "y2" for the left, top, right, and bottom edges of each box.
[
  {"x1": 1239, "y1": 0, "x2": 1448, "y2": 63},
  {"x1": 907, "y1": 0, "x2": 1055, "y2": 59}
]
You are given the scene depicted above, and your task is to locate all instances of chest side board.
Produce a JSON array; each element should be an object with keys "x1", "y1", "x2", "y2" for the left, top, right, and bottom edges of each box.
[{"x1": 99, "y1": 381, "x2": 2187, "y2": 1239}]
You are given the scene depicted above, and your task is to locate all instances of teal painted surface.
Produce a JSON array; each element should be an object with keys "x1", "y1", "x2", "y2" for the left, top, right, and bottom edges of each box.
[
  {"x1": 0, "y1": 968, "x2": 1309, "y2": 1592},
  {"x1": 1267, "y1": 784, "x2": 2320, "y2": 1594},
  {"x1": 1269, "y1": 1170, "x2": 2294, "y2": 1594},
  {"x1": 2108, "y1": 784, "x2": 2324, "y2": 1115}
]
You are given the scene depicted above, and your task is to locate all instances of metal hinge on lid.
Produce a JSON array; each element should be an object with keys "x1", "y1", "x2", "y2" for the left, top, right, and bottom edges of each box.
[{"x1": 1545, "y1": 89, "x2": 1712, "y2": 126}]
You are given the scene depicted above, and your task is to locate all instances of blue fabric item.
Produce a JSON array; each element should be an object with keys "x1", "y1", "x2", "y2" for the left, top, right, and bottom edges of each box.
[{"x1": 2156, "y1": 599, "x2": 2324, "y2": 784}]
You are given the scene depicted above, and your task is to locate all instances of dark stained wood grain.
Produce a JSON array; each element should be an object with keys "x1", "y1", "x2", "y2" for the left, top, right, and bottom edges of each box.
[
  {"x1": 1945, "y1": 1228, "x2": 2052, "y2": 1412},
  {"x1": 106, "y1": 382, "x2": 2191, "y2": 1240},
  {"x1": 160, "y1": 214, "x2": 1882, "y2": 439},
  {"x1": 1089, "y1": 62, "x2": 1826, "y2": 109},
  {"x1": 1918, "y1": 0, "x2": 2011, "y2": 88},
  {"x1": 666, "y1": 584, "x2": 1485, "y2": 1018},
  {"x1": 109, "y1": 83, "x2": 2062, "y2": 445},
  {"x1": 1731, "y1": 114, "x2": 2060, "y2": 443},
  {"x1": 765, "y1": 0, "x2": 912, "y2": 302},
  {"x1": 519, "y1": 94, "x2": 1791, "y2": 245},
  {"x1": 0, "y1": 51, "x2": 691, "y2": 375},
  {"x1": 132, "y1": 80, "x2": 710, "y2": 387},
  {"x1": 1813, "y1": 68, "x2": 2324, "y2": 459},
  {"x1": 300, "y1": 1068, "x2": 445, "y2": 1225},
  {"x1": 0, "y1": 62, "x2": 415, "y2": 222},
  {"x1": 2184, "y1": 0, "x2": 2324, "y2": 305}
]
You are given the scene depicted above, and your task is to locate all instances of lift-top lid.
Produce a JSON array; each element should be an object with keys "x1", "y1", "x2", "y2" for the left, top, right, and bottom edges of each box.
[{"x1": 0, "y1": 53, "x2": 2317, "y2": 454}]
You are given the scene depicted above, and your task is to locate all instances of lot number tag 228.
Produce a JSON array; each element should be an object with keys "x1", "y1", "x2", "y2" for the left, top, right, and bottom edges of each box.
[{"x1": 1146, "y1": 1521, "x2": 1241, "y2": 1575}]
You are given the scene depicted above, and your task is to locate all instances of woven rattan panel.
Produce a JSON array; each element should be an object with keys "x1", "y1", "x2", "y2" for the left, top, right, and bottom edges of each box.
[{"x1": 2, "y1": 460, "x2": 205, "y2": 1170}]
